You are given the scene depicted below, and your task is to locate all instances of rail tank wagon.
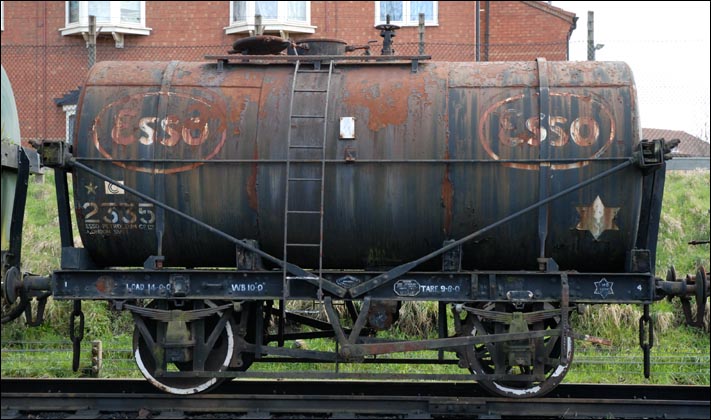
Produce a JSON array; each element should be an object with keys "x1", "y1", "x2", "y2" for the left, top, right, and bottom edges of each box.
[
  {"x1": 2, "y1": 64, "x2": 42, "y2": 325},
  {"x1": 74, "y1": 60, "x2": 639, "y2": 273},
  {"x1": 3, "y1": 36, "x2": 707, "y2": 399},
  {"x1": 1, "y1": 65, "x2": 22, "y2": 257},
  {"x1": 68, "y1": 55, "x2": 651, "y2": 395}
]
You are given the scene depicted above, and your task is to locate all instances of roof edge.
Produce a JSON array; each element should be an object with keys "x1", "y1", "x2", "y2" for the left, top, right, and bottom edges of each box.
[{"x1": 522, "y1": 1, "x2": 577, "y2": 24}]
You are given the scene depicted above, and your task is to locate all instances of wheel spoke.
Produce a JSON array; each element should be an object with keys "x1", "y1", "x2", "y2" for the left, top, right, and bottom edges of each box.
[
  {"x1": 457, "y1": 302, "x2": 574, "y2": 398},
  {"x1": 132, "y1": 300, "x2": 237, "y2": 395}
]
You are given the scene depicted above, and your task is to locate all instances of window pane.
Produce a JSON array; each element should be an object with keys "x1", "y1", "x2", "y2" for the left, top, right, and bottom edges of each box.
[
  {"x1": 67, "y1": 114, "x2": 76, "y2": 146},
  {"x1": 255, "y1": 1, "x2": 278, "y2": 19},
  {"x1": 410, "y1": 1, "x2": 433, "y2": 21},
  {"x1": 287, "y1": 1, "x2": 306, "y2": 21},
  {"x1": 380, "y1": 1, "x2": 403, "y2": 22},
  {"x1": 68, "y1": 1, "x2": 80, "y2": 23},
  {"x1": 120, "y1": 1, "x2": 140, "y2": 24},
  {"x1": 233, "y1": 1, "x2": 246, "y2": 21},
  {"x1": 88, "y1": 1, "x2": 111, "y2": 22}
]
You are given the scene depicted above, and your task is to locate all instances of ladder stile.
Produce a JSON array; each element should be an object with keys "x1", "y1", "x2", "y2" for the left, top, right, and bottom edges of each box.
[{"x1": 282, "y1": 60, "x2": 334, "y2": 303}]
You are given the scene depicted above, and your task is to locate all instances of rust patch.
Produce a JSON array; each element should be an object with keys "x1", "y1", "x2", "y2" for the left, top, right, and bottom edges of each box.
[
  {"x1": 258, "y1": 72, "x2": 289, "y2": 120},
  {"x1": 440, "y1": 65, "x2": 452, "y2": 236},
  {"x1": 442, "y1": 151, "x2": 453, "y2": 236},
  {"x1": 229, "y1": 95, "x2": 251, "y2": 138},
  {"x1": 343, "y1": 74, "x2": 426, "y2": 132},
  {"x1": 95, "y1": 275, "x2": 114, "y2": 294}
]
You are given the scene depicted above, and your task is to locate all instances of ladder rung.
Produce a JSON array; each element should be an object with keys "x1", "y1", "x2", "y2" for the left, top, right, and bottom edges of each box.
[
  {"x1": 282, "y1": 61, "x2": 331, "y2": 273},
  {"x1": 294, "y1": 89, "x2": 328, "y2": 93},
  {"x1": 286, "y1": 276, "x2": 320, "y2": 281}
]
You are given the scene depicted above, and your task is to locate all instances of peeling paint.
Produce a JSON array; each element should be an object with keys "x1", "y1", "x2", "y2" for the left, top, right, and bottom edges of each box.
[
  {"x1": 442, "y1": 151, "x2": 453, "y2": 236},
  {"x1": 343, "y1": 72, "x2": 427, "y2": 132}
]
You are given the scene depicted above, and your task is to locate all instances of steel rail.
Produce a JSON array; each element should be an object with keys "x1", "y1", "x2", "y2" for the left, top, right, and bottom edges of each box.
[
  {"x1": 74, "y1": 156, "x2": 630, "y2": 164},
  {"x1": 1, "y1": 379, "x2": 708, "y2": 419}
]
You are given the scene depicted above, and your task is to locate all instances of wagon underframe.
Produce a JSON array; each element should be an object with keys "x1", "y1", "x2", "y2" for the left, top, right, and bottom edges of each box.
[{"x1": 52, "y1": 268, "x2": 655, "y2": 303}]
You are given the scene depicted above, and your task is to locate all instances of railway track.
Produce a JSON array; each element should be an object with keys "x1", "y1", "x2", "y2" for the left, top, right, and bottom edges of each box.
[{"x1": 1, "y1": 379, "x2": 709, "y2": 419}]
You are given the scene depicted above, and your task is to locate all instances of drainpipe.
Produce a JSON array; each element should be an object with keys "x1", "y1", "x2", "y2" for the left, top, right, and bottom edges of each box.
[
  {"x1": 587, "y1": 11, "x2": 595, "y2": 60},
  {"x1": 475, "y1": 1, "x2": 480, "y2": 61},
  {"x1": 484, "y1": 1, "x2": 490, "y2": 61}
]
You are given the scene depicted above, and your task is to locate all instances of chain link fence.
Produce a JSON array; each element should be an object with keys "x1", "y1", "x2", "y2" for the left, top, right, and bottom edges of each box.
[{"x1": 2, "y1": 338, "x2": 709, "y2": 384}]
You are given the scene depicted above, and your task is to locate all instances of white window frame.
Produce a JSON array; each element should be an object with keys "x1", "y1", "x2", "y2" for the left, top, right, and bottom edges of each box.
[
  {"x1": 225, "y1": 1, "x2": 315, "y2": 38},
  {"x1": 374, "y1": 1, "x2": 439, "y2": 27},
  {"x1": 63, "y1": 105, "x2": 77, "y2": 145},
  {"x1": 59, "y1": 1, "x2": 151, "y2": 48}
]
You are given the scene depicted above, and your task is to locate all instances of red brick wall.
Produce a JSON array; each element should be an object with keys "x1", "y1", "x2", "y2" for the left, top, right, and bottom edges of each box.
[
  {"x1": 1, "y1": 1, "x2": 574, "y2": 143},
  {"x1": 140, "y1": 1, "x2": 232, "y2": 46},
  {"x1": 2, "y1": 2, "x2": 91, "y2": 143},
  {"x1": 0, "y1": 1, "x2": 237, "y2": 46},
  {"x1": 482, "y1": 1, "x2": 572, "y2": 61},
  {"x1": 1, "y1": 2, "x2": 572, "y2": 50},
  {"x1": 308, "y1": 1, "x2": 478, "y2": 58}
]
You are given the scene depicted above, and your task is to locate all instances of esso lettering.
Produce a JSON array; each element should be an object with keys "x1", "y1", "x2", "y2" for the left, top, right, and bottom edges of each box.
[
  {"x1": 499, "y1": 112, "x2": 600, "y2": 148},
  {"x1": 111, "y1": 112, "x2": 208, "y2": 147}
]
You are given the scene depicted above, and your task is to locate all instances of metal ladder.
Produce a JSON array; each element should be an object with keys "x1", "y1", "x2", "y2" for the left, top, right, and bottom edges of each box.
[{"x1": 282, "y1": 59, "x2": 334, "y2": 301}]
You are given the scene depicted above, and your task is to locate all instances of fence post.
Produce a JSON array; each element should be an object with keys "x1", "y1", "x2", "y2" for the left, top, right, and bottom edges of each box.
[
  {"x1": 587, "y1": 11, "x2": 595, "y2": 61},
  {"x1": 87, "y1": 15, "x2": 97, "y2": 68},
  {"x1": 91, "y1": 340, "x2": 102, "y2": 378},
  {"x1": 418, "y1": 13, "x2": 425, "y2": 55},
  {"x1": 475, "y1": 1, "x2": 480, "y2": 61}
]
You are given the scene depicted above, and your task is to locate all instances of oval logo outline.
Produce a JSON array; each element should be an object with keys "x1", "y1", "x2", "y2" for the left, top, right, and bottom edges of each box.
[
  {"x1": 91, "y1": 91, "x2": 228, "y2": 174},
  {"x1": 478, "y1": 91, "x2": 617, "y2": 170}
]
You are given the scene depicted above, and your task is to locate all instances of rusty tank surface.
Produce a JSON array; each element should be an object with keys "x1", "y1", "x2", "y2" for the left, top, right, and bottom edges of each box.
[{"x1": 73, "y1": 59, "x2": 641, "y2": 272}]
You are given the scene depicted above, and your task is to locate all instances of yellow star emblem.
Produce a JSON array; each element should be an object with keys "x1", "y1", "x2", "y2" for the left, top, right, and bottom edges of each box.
[{"x1": 84, "y1": 182, "x2": 98, "y2": 195}]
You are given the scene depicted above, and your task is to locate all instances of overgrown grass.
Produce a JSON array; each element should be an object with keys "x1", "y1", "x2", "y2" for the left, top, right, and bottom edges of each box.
[
  {"x1": 566, "y1": 303, "x2": 710, "y2": 385},
  {"x1": 1, "y1": 170, "x2": 709, "y2": 385},
  {"x1": 656, "y1": 170, "x2": 710, "y2": 277},
  {"x1": 18, "y1": 172, "x2": 64, "y2": 276}
]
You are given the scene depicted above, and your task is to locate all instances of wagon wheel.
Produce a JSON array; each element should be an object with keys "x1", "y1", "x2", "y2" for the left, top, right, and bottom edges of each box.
[
  {"x1": 458, "y1": 302, "x2": 574, "y2": 398},
  {"x1": 133, "y1": 299, "x2": 243, "y2": 394},
  {"x1": 1, "y1": 266, "x2": 28, "y2": 324}
]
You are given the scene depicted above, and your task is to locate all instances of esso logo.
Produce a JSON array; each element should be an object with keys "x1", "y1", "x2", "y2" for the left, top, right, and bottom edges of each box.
[
  {"x1": 479, "y1": 92, "x2": 616, "y2": 170},
  {"x1": 92, "y1": 91, "x2": 228, "y2": 174}
]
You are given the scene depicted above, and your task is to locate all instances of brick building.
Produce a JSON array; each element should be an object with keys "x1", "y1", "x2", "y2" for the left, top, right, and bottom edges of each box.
[{"x1": 1, "y1": 1, "x2": 576, "y2": 144}]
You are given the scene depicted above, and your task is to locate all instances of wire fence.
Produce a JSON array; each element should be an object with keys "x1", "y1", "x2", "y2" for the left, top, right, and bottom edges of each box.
[{"x1": 1, "y1": 339, "x2": 709, "y2": 384}]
